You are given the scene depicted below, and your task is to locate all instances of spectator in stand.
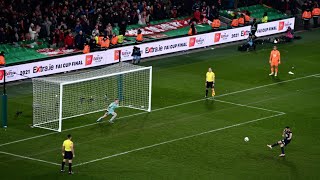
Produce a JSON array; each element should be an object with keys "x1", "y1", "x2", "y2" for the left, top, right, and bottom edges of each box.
[
  {"x1": 75, "y1": 30, "x2": 86, "y2": 50},
  {"x1": 194, "y1": 8, "x2": 201, "y2": 23},
  {"x1": 64, "y1": 32, "x2": 74, "y2": 49},
  {"x1": 208, "y1": 5, "x2": 219, "y2": 21},
  {"x1": 188, "y1": 22, "x2": 197, "y2": 35},
  {"x1": 89, "y1": 36, "x2": 97, "y2": 51},
  {"x1": 104, "y1": 23, "x2": 113, "y2": 39},
  {"x1": 261, "y1": 12, "x2": 268, "y2": 23},
  {"x1": 29, "y1": 23, "x2": 38, "y2": 41},
  {"x1": 231, "y1": 16, "x2": 239, "y2": 28},
  {"x1": 119, "y1": 20, "x2": 127, "y2": 36},
  {"x1": 312, "y1": 3, "x2": 320, "y2": 28},
  {"x1": 171, "y1": 6, "x2": 178, "y2": 18}
]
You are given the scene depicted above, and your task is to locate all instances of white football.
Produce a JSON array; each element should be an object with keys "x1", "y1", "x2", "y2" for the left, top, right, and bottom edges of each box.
[{"x1": 244, "y1": 137, "x2": 249, "y2": 142}]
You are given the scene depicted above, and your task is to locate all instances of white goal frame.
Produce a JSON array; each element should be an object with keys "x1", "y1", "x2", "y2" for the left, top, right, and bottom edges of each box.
[{"x1": 33, "y1": 64, "x2": 152, "y2": 132}]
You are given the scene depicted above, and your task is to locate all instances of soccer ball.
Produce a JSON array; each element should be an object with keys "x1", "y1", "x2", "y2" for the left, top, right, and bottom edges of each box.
[{"x1": 244, "y1": 137, "x2": 249, "y2": 142}]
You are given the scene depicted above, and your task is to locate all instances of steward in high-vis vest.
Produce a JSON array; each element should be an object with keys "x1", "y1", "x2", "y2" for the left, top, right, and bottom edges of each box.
[
  {"x1": 238, "y1": 14, "x2": 245, "y2": 27},
  {"x1": 231, "y1": 16, "x2": 239, "y2": 28},
  {"x1": 0, "y1": 51, "x2": 5, "y2": 66},
  {"x1": 211, "y1": 17, "x2": 221, "y2": 30},
  {"x1": 100, "y1": 37, "x2": 110, "y2": 49},
  {"x1": 117, "y1": 34, "x2": 124, "y2": 44},
  {"x1": 302, "y1": 9, "x2": 312, "y2": 30},
  {"x1": 312, "y1": 6, "x2": 320, "y2": 28},
  {"x1": 136, "y1": 29, "x2": 143, "y2": 42},
  {"x1": 111, "y1": 34, "x2": 118, "y2": 45},
  {"x1": 83, "y1": 43, "x2": 90, "y2": 54}
]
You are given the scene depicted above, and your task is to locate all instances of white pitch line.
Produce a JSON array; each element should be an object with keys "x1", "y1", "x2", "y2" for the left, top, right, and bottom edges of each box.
[
  {"x1": 74, "y1": 113, "x2": 284, "y2": 167},
  {"x1": 214, "y1": 99, "x2": 285, "y2": 114},
  {"x1": 0, "y1": 151, "x2": 59, "y2": 166},
  {"x1": 0, "y1": 73, "x2": 318, "y2": 148}
]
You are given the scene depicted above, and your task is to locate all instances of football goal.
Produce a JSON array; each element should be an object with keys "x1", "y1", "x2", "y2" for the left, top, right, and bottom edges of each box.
[{"x1": 32, "y1": 62, "x2": 152, "y2": 132}]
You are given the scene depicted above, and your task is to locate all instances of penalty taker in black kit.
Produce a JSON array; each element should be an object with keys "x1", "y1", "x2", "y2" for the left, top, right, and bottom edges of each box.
[
  {"x1": 96, "y1": 99, "x2": 119, "y2": 124},
  {"x1": 267, "y1": 127, "x2": 293, "y2": 157}
]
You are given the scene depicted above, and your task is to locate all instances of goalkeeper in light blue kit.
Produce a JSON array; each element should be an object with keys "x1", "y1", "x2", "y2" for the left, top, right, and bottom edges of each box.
[{"x1": 96, "y1": 99, "x2": 119, "y2": 123}]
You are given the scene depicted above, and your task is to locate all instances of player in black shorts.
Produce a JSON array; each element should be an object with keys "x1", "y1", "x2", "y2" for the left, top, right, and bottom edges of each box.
[{"x1": 267, "y1": 126, "x2": 293, "y2": 157}]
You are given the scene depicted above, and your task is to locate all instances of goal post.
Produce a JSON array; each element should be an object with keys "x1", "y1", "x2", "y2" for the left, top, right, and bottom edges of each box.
[{"x1": 32, "y1": 63, "x2": 152, "y2": 132}]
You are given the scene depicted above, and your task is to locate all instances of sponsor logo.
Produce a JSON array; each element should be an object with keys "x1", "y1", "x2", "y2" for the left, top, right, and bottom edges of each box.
[
  {"x1": 214, "y1": 33, "x2": 221, "y2": 42},
  {"x1": 55, "y1": 61, "x2": 83, "y2": 69},
  {"x1": 284, "y1": 21, "x2": 292, "y2": 28},
  {"x1": 114, "y1": 50, "x2": 121, "y2": 61},
  {"x1": 6, "y1": 70, "x2": 15, "y2": 78},
  {"x1": 33, "y1": 64, "x2": 55, "y2": 73},
  {"x1": 241, "y1": 30, "x2": 250, "y2": 36},
  {"x1": 85, "y1": 55, "x2": 93, "y2": 65},
  {"x1": 0, "y1": 70, "x2": 4, "y2": 80},
  {"x1": 231, "y1": 33, "x2": 239, "y2": 38},
  {"x1": 189, "y1": 37, "x2": 205, "y2": 47},
  {"x1": 278, "y1": 21, "x2": 285, "y2": 31},
  {"x1": 221, "y1": 33, "x2": 229, "y2": 40},
  {"x1": 196, "y1": 37, "x2": 205, "y2": 45},
  {"x1": 121, "y1": 49, "x2": 131, "y2": 58},
  {"x1": 85, "y1": 54, "x2": 103, "y2": 65},
  {"x1": 145, "y1": 43, "x2": 187, "y2": 54},
  {"x1": 189, "y1": 37, "x2": 196, "y2": 47},
  {"x1": 0, "y1": 69, "x2": 17, "y2": 80},
  {"x1": 257, "y1": 26, "x2": 277, "y2": 33}
]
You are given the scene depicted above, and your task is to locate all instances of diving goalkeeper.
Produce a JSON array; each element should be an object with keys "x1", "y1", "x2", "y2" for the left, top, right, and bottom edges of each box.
[{"x1": 96, "y1": 99, "x2": 119, "y2": 124}]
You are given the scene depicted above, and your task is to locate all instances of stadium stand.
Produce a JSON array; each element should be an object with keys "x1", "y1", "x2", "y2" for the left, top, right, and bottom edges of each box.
[{"x1": 0, "y1": 0, "x2": 309, "y2": 65}]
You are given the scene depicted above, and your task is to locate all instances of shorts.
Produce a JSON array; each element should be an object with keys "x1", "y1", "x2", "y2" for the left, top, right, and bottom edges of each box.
[
  {"x1": 206, "y1": 81, "x2": 214, "y2": 88},
  {"x1": 64, "y1": 151, "x2": 73, "y2": 160},
  {"x1": 281, "y1": 139, "x2": 291, "y2": 146},
  {"x1": 105, "y1": 111, "x2": 115, "y2": 115},
  {"x1": 271, "y1": 60, "x2": 279, "y2": 66}
]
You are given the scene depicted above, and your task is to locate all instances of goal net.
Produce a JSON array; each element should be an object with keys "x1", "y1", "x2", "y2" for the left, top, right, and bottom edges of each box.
[{"x1": 32, "y1": 62, "x2": 152, "y2": 132}]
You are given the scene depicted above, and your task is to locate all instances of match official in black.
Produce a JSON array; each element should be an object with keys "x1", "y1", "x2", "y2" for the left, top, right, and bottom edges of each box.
[{"x1": 61, "y1": 134, "x2": 75, "y2": 174}]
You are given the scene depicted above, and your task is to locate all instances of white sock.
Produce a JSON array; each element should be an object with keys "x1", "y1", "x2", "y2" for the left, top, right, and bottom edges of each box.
[{"x1": 109, "y1": 115, "x2": 117, "y2": 122}]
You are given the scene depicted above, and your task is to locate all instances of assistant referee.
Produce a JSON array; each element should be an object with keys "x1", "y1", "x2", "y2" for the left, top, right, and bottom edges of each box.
[
  {"x1": 61, "y1": 134, "x2": 75, "y2": 174},
  {"x1": 205, "y1": 67, "x2": 215, "y2": 98}
]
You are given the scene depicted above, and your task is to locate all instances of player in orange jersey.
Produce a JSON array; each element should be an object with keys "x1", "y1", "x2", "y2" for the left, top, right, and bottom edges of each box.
[{"x1": 269, "y1": 46, "x2": 281, "y2": 77}]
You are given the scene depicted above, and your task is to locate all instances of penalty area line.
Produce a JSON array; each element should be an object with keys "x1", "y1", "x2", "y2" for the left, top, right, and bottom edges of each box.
[
  {"x1": 0, "y1": 73, "x2": 317, "y2": 148},
  {"x1": 0, "y1": 151, "x2": 60, "y2": 166},
  {"x1": 74, "y1": 113, "x2": 285, "y2": 167}
]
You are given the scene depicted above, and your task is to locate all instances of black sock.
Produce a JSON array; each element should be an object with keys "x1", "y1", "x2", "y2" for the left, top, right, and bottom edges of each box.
[
  {"x1": 69, "y1": 163, "x2": 72, "y2": 172},
  {"x1": 271, "y1": 143, "x2": 279, "y2": 147},
  {"x1": 206, "y1": 90, "x2": 208, "y2": 96},
  {"x1": 61, "y1": 162, "x2": 65, "y2": 170},
  {"x1": 281, "y1": 147, "x2": 285, "y2": 154}
]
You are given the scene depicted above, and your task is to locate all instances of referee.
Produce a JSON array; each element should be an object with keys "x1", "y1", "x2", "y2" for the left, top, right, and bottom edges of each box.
[
  {"x1": 61, "y1": 134, "x2": 75, "y2": 174},
  {"x1": 205, "y1": 67, "x2": 215, "y2": 98}
]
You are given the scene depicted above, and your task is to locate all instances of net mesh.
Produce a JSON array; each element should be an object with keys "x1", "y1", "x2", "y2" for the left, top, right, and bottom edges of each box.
[{"x1": 33, "y1": 62, "x2": 151, "y2": 132}]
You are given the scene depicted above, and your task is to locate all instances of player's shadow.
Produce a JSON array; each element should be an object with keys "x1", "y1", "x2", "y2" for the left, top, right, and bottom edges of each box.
[
  {"x1": 276, "y1": 157, "x2": 299, "y2": 179},
  {"x1": 204, "y1": 98, "x2": 215, "y2": 111}
]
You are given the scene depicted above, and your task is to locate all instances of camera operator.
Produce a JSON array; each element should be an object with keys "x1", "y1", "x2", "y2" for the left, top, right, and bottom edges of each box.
[{"x1": 132, "y1": 46, "x2": 141, "y2": 64}]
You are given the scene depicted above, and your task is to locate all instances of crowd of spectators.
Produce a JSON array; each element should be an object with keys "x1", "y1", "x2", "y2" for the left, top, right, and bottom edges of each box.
[{"x1": 0, "y1": 0, "x2": 188, "y2": 49}]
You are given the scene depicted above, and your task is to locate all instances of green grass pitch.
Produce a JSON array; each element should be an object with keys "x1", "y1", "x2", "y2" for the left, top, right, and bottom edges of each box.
[{"x1": 0, "y1": 29, "x2": 320, "y2": 179}]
